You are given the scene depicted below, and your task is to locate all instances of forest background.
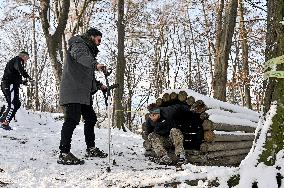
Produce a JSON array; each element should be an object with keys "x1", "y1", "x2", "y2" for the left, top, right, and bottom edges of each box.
[{"x1": 0, "y1": 0, "x2": 267, "y2": 131}]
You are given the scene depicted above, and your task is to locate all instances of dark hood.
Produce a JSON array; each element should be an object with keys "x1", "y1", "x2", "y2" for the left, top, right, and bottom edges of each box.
[{"x1": 68, "y1": 35, "x2": 99, "y2": 57}]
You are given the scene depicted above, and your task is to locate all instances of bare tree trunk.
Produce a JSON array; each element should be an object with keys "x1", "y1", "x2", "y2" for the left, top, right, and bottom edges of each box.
[
  {"x1": 258, "y1": 0, "x2": 284, "y2": 166},
  {"x1": 201, "y1": 0, "x2": 214, "y2": 95},
  {"x1": 32, "y1": 0, "x2": 40, "y2": 111},
  {"x1": 212, "y1": 0, "x2": 238, "y2": 101},
  {"x1": 114, "y1": 0, "x2": 126, "y2": 130},
  {"x1": 39, "y1": 0, "x2": 70, "y2": 97},
  {"x1": 239, "y1": 0, "x2": 252, "y2": 109}
]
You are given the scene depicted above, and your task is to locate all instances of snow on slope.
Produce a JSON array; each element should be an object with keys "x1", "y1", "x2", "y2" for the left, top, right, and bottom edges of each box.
[{"x1": 0, "y1": 108, "x2": 239, "y2": 187}]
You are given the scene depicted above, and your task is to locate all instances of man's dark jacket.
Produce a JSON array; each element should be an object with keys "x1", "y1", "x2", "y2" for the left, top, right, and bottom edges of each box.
[
  {"x1": 59, "y1": 35, "x2": 102, "y2": 106},
  {"x1": 1, "y1": 56, "x2": 31, "y2": 86},
  {"x1": 146, "y1": 104, "x2": 194, "y2": 136}
]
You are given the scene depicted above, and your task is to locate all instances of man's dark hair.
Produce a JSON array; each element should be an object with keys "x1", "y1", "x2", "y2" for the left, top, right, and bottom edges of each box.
[
  {"x1": 86, "y1": 28, "x2": 102, "y2": 37},
  {"x1": 19, "y1": 51, "x2": 29, "y2": 56}
]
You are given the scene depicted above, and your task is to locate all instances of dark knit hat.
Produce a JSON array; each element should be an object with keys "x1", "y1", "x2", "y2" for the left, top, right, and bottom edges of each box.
[
  {"x1": 147, "y1": 103, "x2": 160, "y2": 114},
  {"x1": 86, "y1": 28, "x2": 102, "y2": 37},
  {"x1": 18, "y1": 51, "x2": 29, "y2": 56}
]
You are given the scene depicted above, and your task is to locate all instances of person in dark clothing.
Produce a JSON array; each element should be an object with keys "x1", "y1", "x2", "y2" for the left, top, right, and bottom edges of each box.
[
  {"x1": 145, "y1": 103, "x2": 192, "y2": 165},
  {"x1": 0, "y1": 51, "x2": 33, "y2": 130},
  {"x1": 57, "y1": 28, "x2": 108, "y2": 165}
]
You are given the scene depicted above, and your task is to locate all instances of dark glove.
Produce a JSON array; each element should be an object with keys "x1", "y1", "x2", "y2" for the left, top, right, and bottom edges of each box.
[{"x1": 100, "y1": 85, "x2": 108, "y2": 92}]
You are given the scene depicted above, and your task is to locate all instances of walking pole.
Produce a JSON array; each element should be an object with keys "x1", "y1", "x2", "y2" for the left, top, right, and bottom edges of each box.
[
  {"x1": 102, "y1": 69, "x2": 119, "y2": 172},
  {"x1": 106, "y1": 88, "x2": 111, "y2": 172}
]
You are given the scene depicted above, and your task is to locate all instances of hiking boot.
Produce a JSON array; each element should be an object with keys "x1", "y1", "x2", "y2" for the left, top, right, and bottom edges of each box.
[
  {"x1": 1, "y1": 124, "x2": 12, "y2": 130},
  {"x1": 85, "y1": 147, "x2": 108, "y2": 158},
  {"x1": 1, "y1": 121, "x2": 12, "y2": 130},
  {"x1": 57, "y1": 152, "x2": 85, "y2": 165},
  {"x1": 144, "y1": 150, "x2": 155, "y2": 157},
  {"x1": 159, "y1": 154, "x2": 172, "y2": 165},
  {"x1": 177, "y1": 153, "x2": 187, "y2": 165}
]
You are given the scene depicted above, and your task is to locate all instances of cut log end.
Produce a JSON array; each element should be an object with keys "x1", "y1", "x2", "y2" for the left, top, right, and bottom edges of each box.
[
  {"x1": 204, "y1": 131, "x2": 215, "y2": 142},
  {"x1": 186, "y1": 96, "x2": 195, "y2": 106},
  {"x1": 162, "y1": 93, "x2": 170, "y2": 102},
  {"x1": 156, "y1": 98, "x2": 163, "y2": 106},
  {"x1": 191, "y1": 100, "x2": 207, "y2": 113},
  {"x1": 200, "y1": 112, "x2": 209, "y2": 120},
  {"x1": 170, "y1": 92, "x2": 178, "y2": 100},
  {"x1": 178, "y1": 91, "x2": 188, "y2": 102}
]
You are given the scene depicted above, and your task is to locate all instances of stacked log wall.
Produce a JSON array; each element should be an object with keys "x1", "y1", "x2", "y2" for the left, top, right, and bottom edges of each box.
[{"x1": 142, "y1": 89, "x2": 259, "y2": 166}]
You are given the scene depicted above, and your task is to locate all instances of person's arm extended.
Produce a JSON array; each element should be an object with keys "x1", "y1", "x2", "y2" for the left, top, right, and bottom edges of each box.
[
  {"x1": 14, "y1": 60, "x2": 31, "y2": 79},
  {"x1": 70, "y1": 42, "x2": 97, "y2": 68}
]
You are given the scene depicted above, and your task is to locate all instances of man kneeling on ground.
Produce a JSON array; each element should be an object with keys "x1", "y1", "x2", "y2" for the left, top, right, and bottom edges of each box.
[{"x1": 145, "y1": 103, "x2": 189, "y2": 165}]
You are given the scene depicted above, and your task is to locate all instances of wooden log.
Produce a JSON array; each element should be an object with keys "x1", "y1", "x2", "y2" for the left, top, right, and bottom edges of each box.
[
  {"x1": 203, "y1": 131, "x2": 215, "y2": 142},
  {"x1": 204, "y1": 130, "x2": 255, "y2": 142},
  {"x1": 185, "y1": 150, "x2": 202, "y2": 155},
  {"x1": 200, "y1": 112, "x2": 209, "y2": 120},
  {"x1": 191, "y1": 100, "x2": 207, "y2": 113},
  {"x1": 178, "y1": 91, "x2": 188, "y2": 102},
  {"x1": 162, "y1": 93, "x2": 170, "y2": 103},
  {"x1": 156, "y1": 98, "x2": 163, "y2": 106},
  {"x1": 190, "y1": 154, "x2": 247, "y2": 166},
  {"x1": 202, "y1": 119, "x2": 256, "y2": 133},
  {"x1": 170, "y1": 92, "x2": 178, "y2": 100},
  {"x1": 186, "y1": 96, "x2": 195, "y2": 106},
  {"x1": 197, "y1": 154, "x2": 246, "y2": 166},
  {"x1": 205, "y1": 148, "x2": 250, "y2": 159},
  {"x1": 200, "y1": 141, "x2": 253, "y2": 152}
]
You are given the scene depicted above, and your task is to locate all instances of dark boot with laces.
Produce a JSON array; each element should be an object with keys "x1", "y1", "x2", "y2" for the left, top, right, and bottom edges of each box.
[
  {"x1": 57, "y1": 152, "x2": 85, "y2": 165},
  {"x1": 176, "y1": 153, "x2": 187, "y2": 165},
  {"x1": 159, "y1": 154, "x2": 173, "y2": 165},
  {"x1": 85, "y1": 147, "x2": 108, "y2": 158},
  {"x1": 0, "y1": 120, "x2": 12, "y2": 130}
]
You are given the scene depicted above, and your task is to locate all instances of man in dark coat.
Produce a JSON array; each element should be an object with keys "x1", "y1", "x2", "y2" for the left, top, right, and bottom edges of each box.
[
  {"x1": 145, "y1": 103, "x2": 192, "y2": 165},
  {"x1": 0, "y1": 51, "x2": 33, "y2": 130},
  {"x1": 57, "y1": 28, "x2": 108, "y2": 165}
]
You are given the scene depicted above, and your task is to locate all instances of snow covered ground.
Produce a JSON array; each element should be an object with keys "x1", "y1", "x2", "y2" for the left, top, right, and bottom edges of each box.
[{"x1": 0, "y1": 108, "x2": 240, "y2": 187}]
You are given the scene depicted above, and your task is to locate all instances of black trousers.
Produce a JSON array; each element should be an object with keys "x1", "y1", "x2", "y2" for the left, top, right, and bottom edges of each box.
[
  {"x1": 0, "y1": 82, "x2": 21, "y2": 122},
  {"x1": 59, "y1": 103, "x2": 98, "y2": 153}
]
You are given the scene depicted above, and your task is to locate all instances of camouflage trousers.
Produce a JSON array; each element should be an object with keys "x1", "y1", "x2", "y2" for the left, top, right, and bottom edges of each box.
[{"x1": 147, "y1": 128, "x2": 185, "y2": 157}]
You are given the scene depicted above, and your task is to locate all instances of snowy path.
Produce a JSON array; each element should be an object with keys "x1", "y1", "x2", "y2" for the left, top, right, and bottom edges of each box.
[{"x1": 0, "y1": 109, "x2": 236, "y2": 187}]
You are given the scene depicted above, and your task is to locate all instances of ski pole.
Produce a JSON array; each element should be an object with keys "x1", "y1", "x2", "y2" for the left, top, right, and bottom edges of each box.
[{"x1": 102, "y1": 68, "x2": 119, "y2": 172}]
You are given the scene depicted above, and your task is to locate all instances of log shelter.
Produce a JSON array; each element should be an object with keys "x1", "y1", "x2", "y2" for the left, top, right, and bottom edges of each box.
[{"x1": 142, "y1": 90, "x2": 259, "y2": 166}]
